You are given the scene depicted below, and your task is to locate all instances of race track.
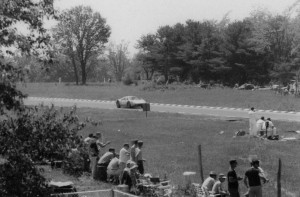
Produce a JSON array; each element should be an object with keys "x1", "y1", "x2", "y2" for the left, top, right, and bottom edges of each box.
[{"x1": 24, "y1": 97, "x2": 300, "y2": 122}]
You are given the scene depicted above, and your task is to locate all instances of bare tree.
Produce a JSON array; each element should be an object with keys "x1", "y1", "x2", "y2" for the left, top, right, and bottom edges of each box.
[{"x1": 107, "y1": 42, "x2": 131, "y2": 82}]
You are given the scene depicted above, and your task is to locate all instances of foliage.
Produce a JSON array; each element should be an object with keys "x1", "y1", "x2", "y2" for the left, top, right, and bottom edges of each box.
[
  {"x1": 0, "y1": 154, "x2": 50, "y2": 197},
  {"x1": 123, "y1": 73, "x2": 134, "y2": 86},
  {"x1": 107, "y1": 41, "x2": 131, "y2": 82},
  {"x1": 62, "y1": 145, "x2": 90, "y2": 178},
  {"x1": 53, "y1": 6, "x2": 111, "y2": 85}
]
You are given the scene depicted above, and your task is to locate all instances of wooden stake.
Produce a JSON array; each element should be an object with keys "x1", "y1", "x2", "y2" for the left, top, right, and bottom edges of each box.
[
  {"x1": 277, "y1": 158, "x2": 281, "y2": 197},
  {"x1": 198, "y1": 145, "x2": 204, "y2": 183}
]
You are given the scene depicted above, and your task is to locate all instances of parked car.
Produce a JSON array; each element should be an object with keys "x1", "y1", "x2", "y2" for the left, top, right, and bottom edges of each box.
[
  {"x1": 116, "y1": 96, "x2": 147, "y2": 108},
  {"x1": 237, "y1": 83, "x2": 256, "y2": 90}
]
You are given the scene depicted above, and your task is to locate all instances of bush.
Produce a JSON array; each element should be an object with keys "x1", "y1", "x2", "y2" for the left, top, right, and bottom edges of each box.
[{"x1": 122, "y1": 74, "x2": 134, "y2": 86}]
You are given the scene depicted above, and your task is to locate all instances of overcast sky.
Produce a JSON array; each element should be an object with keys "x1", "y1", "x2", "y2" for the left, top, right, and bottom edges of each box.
[{"x1": 53, "y1": 0, "x2": 298, "y2": 56}]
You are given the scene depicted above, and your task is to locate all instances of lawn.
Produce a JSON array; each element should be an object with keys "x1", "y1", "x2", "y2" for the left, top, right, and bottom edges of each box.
[
  {"x1": 46, "y1": 107, "x2": 300, "y2": 197},
  {"x1": 18, "y1": 82, "x2": 300, "y2": 112}
]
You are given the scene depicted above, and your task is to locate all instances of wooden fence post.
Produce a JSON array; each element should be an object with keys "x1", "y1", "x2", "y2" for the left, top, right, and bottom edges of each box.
[
  {"x1": 198, "y1": 145, "x2": 204, "y2": 183},
  {"x1": 277, "y1": 158, "x2": 281, "y2": 197}
]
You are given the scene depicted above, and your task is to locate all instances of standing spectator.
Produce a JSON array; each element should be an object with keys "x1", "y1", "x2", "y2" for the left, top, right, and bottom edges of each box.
[
  {"x1": 95, "y1": 132, "x2": 111, "y2": 156},
  {"x1": 244, "y1": 159, "x2": 268, "y2": 197},
  {"x1": 264, "y1": 118, "x2": 277, "y2": 138},
  {"x1": 89, "y1": 142, "x2": 99, "y2": 178},
  {"x1": 227, "y1": 159, "x2": 243, "y2": 197},
  {"x1": 248, "y1": 107, "x2": 257, "y2": 136},
  {"x1": 212, "y1": 174, "x2": 229, "y2": 197},
  {"x1": 130, "y1": 139, "x2": 138, "y2": 162},
  {"x1": 201, "y1": 171, "x2": 217, "y2": 193},
  {"x1": 136, "y1": 141, "x2": 145, "y2": 174},
  {"x1": 256, "y1": 117, "x2": 265, "y2": 136},
  {"x1": 119, "y1": 143, "x2": 130, "y2": 181}
]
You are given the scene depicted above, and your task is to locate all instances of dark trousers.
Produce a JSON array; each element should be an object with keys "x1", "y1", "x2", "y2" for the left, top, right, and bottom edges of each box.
[
  {"x1": 228, "y1": 189, "x2": 240, "y2": 197},
  {"x1": 137, "y1": 160, "x2": 144, "y2": 174}
]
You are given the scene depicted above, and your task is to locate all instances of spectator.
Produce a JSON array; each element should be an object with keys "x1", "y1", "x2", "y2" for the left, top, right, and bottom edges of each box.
[
  {"x1": 227, "y1": 159, "x2": 243, "y2": 197},
  {"x1": 264, "y1": 118, "x2": 277, "y2": 138},
  {"x1": 121, "y1": 161, "x2": 139, "y2": 193},
  {"x1": 84, "y1": 133, "x2": 95, "y2": 144},
  {"x1": 95, "y1": 132, "x2": 111, "y2": 155},
  {"x1": 248, "y1": 107, "x2": 257, "y2": 136},
  {"x1": 256, "y1": 117, "x2": 265, "y2": 136},
  {"x1": 107, "y1": 154, "x2": 121, "y2": 184},
  {"x1": 119, "y1": 143, "x2": 130, "y2": 181},
  {"x1": 201, "y1": 171, "x2": 217, "y2": 192},
  {"x1": 136, "y1": 140, "x2": 145, "y2": 174},
  {"x1": 244, "y1": 159, "x2": 268, "y2": 197},
  {"x1": 89, "y1": 142, "x2": 99, "y2": 178},
  {"x1": 130, "y1": 139, "x2": 138, "y2": 162},
  {"x1": 98, "y1": 148, "x2": 116, "y2": 181},
  {"x1": 212, "y1": 174, "x2": 229, "y2": 197}
]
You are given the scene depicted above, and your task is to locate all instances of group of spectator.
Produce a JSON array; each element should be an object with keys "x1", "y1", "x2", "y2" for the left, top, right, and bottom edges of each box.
[
  {"x1": 201, "y1": 159, "x2": 268, "y2": 197},
  {"x1": 84, "y1": 133, "x2": 145, "y2": 190},
  {"x1": 249, "y1": 107, "x2": 277, "y2": 139}
]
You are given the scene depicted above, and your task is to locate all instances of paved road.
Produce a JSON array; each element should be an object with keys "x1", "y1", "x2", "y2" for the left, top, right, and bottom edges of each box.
[{"x1": 24, "y1": 97, "x2": 300, "y2": 122}]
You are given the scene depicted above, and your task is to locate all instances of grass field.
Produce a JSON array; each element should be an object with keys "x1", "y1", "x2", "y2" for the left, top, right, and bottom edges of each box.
[
  {"x1": 18, "y1": 82, "x2": 300, "y2": 112},
  {"x1": 47, "y1": 107, "x2": 300, "y2": 197}
]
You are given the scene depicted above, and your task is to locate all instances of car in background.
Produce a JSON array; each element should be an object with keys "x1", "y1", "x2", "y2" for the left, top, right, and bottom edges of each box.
[
  {"x1": 116, "y1": 96, "x2": 147, "y2": 108},
  {"x1": 237, "y1": 83, "x2": 256, "y2": 90}
]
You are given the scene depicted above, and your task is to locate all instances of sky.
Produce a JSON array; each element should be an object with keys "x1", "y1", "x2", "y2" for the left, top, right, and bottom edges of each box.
[{"x1": 52, "y1": 0, "x2": 298, "y2": 56}]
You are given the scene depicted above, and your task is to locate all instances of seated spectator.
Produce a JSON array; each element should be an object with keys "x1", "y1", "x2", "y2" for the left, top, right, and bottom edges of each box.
[
  {"x1": 201, "y1": 171, "x2": 217, "y2": 193},
  {"x1": 211, "y1": 174, "x2": 229, "y2": 197},
  {"x1": 107, "y1": 154, "x2": 121, "y2": 184},
  {"x1": 121, "y1": 161, "x2": 139, "y2": 193},
  {"x1": 98, "y1": 148, "x2": 115, "y2": 181},
  {"x1": 256, "y1": 117, "x2": 265, "y2": 136}
]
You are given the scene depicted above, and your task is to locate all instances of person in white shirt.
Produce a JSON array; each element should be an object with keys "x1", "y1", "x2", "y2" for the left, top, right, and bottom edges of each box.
[
  {"x1": 107, "y1": 154, "x2": 121, "y2": 184},
  {"x1": 211, "y1": 174, "x2": 229, "y2": 197},
  {"x1": 248, "y1": 107, "x2": 257, "y2": 136},
  {"x1": 256, "y1": 117, "x2": 265, "y2": 136},
  {"x1": 201, "y1": 171, "x2": 217, "y2": 193},
  {"x1": 130, "y1": 139, "x2": 138, "y2": 162},
  {"x1": 95, "y1": 132, "x2": 110, "y2": 156},
  {"x1": 136, "y1": 141, "x2": 145, "y2": 174},
  {"x1": 119, "y1": 143, "x2": 130, "y2": 182}
]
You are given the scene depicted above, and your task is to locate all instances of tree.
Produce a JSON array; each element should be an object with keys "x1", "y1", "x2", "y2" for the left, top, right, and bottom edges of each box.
[
  {"x1": 53, "y1": 6, "x2": 111, "y2": 85},
  {"x1": 107, "y1": 41, "x2": 131, "y2": 82}
]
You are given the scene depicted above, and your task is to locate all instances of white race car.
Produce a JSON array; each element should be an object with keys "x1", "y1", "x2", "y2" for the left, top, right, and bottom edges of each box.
[{"x1": 116, "y1": 96, "x2": 146, "y2": 108}]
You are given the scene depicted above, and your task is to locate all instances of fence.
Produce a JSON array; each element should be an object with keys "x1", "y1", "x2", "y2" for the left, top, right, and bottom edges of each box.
[{"x1": 51, "y1": 189, "x2": 138, "y2": 197}]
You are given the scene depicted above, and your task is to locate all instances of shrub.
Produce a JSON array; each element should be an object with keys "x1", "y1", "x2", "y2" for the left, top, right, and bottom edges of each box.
[{"x1": 122, "y1": 74, "x2": 134, "y2": 86}]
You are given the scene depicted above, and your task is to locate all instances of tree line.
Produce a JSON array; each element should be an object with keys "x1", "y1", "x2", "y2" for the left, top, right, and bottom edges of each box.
[{"x1": 136, "y1": 8, "x2": 300, "y2": 86}]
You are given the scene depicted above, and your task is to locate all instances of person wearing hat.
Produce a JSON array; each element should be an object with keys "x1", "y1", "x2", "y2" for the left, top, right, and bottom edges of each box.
[
  {"x1": 211, "y1": 173, "x2": 229, "y2": 197},
  {"x1": 121, "y1": 161, "x2": 139, "y2": 192},
  {"x1": 227, "y1": 159, "x2": 243, "y2": 197},
  {"x1": 244, "y1": 159, "x2": 268, "y2": 197},
  {"x1": 130, "y1": 139, "x2": 138, "y2": 162},
  {"x1": 135, "y1": 140, "x2": 146, "y2": 174},
  {"x1": 201, "y1": 171, "x2": 217, "y2": 192},
  {"x1": 248, "y1": 107, "x2": 257, "y2": 136}
]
